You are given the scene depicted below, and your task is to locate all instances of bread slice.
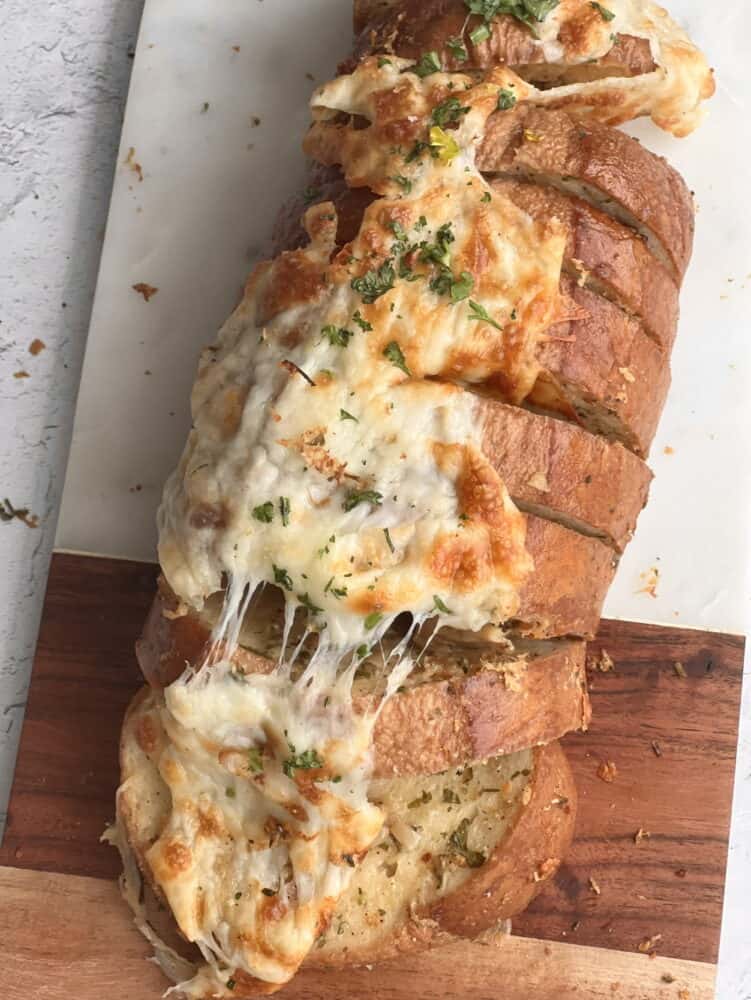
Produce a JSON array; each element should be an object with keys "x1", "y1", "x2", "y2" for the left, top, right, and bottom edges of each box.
[
  {"x1": 308, "y1": 740, "x2": 576, "y2": 966},
  {"x1": 532, "y1": 276, "x2": 670, "y2": 457},
  {"x1": 490, "y1": 178, "x2": 679, "y2": 351},
  {"x1": 116, "y1": 689, "x2": 576, "y2": 975},
  {"x1": 478, "y1": 398, "x2": 651, "y2": 551},
  {"x1": 349, "y1": 0, "x2": 654, "y2": 86},
  {"x1": 477, "y1": 105, "x2": 694, "y2": 282},
  {"x1": 137, "y1": 582, "x2": 590, "y2": 778}
]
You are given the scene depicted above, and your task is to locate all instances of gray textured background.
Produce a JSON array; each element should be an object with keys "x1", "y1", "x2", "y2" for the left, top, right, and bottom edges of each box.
[{"x1": 0, "y1": 2, "x2": 748, "y2": 995}]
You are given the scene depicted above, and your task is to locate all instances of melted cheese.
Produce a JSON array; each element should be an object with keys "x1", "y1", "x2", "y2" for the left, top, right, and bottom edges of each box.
[
  {"x1": 159, "y1": 60, "x2": 570, "y2": 645},
  {"x1": 531, "y1": 0, "x2": 715, "y2": 136}
]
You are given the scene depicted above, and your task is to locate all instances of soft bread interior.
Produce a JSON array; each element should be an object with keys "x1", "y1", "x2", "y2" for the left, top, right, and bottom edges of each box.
[{"x1": 313, "y1": 749, "x2": 533, "y2": 962}]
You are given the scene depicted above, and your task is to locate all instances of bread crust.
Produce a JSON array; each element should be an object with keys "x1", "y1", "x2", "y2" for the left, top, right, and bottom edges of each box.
[
  {"x1": 349, "y1": 0, "x2": 654, "y2": 84},
  {"x1": 490, "y1": 178, "x2": 679, "y2": 350},
  {"x1": 477, "y1": 105, "x2": 694, "y2": 281},
  {"x1": 534, "y1": 276, "x2": 670, "y2": 457},
  {"x1": 306, "y1": 740, "x2": 577, "y2": 966},
  {"x1": 137, "y1": 586, "x2": 591, "y2": 778},
  {"x1": 478, "y1": 398, "x2": 651, "y2": 551}
]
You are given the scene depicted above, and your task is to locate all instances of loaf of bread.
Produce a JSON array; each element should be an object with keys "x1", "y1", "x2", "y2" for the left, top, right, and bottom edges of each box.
[{"x1": 111, "y1": 2, "x2": 713, "y2": 996}]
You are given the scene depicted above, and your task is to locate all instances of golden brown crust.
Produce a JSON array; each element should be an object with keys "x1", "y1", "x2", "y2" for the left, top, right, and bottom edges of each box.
[
  {"x1": 348, "y1": 0, "x2": 655, "y2": 83},
  {"x1": 477, "y1": 105, "x2": 695, "y2": 281},
  {"x1": 490, "y1": 178, "x2": 679, "y2": 350},
  {"x1": 138, "y1": 587, "x2": 592, "y2": 777},
  {"x1": 515, "y1": 515, "x2": 617, "y2": 639},
  {"x1": 478, "y1": 398, "x2": 651, "y2": 551},
  {"x1": 306, "y1": 741, "x2": 577, "y2": 966},
  {"x1": 533, "y1": 276, "x2": 670, "y2": 457}
]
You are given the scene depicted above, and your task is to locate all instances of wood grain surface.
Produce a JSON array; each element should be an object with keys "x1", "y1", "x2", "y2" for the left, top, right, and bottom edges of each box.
[
  {"x1": 1, "y1": 865, "x2": 717, "y2": 1000},
  {"x1": 0, "y1": 553, "x2": 744, "y2": 982}
]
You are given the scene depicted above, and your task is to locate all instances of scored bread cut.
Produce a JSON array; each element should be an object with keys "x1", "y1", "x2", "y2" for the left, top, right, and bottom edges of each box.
[
  {"x1": 477, "y1": 105, "x2": 694, "y2": 281},
  {"x1": 138, "y1": 582, "x2": 591, "y2": 778},
  {"x1": 490, "y1": 178, "x2": 679, "y2": 351},
  {"x1": 117, "y1": 687, "x2": 577, "y2": 975}
]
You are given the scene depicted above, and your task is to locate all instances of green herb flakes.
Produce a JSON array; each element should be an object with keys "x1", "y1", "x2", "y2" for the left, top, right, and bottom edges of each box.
[
  {"x1": 590, "y1": 1, "x2": 615, "y2": 19},
  {"x1": 297, "y1": 592, "x2": 323, "y2": 615},
  {"x1": 431, "y1": 96, "x2": 470, "y2": 128},
  {"x1": 468, "y1": 299, "x2": 502, "y2": 329},
  {"x1": 497, "y1": 87, "x2": 517, "y2": 110},
  {"x1": 449, "y1": 817, "x2": 486, "y2": 867},
  {"x1": 340, "y1": 408, "x2": 358, "y2": 422},
  {"x1": 247, "y1": 748, "x2": 264, "y2": 773},
  {"x1": 283, "y1": 744, "x2": 324, "y2": 776},
  {"x1": 252, "y1": 501, "x2": 274, "y2": 523},
  {"x1": 343, "y1": 489, "x2": 384, "y2": 512},
  {"x1": 414, "y1": 50, "x2": 442, "y2": 77},
  {"x1": 433, "y1": 595, "x2": 453, "y2": 614},
  {"x1": 364, "y1": 611, "x2": 384, "y2": 631},
  {"x1": 279, "y1": 496, "x2": 291, "y2": 526},
  {"x1": 322, "y1": 324, "x2": 353, "y2": 347},
  {"x1": 352, "y1": 261, "x2": 396, "y2": 303},
  {"x1": 446, "y1": 36, "x2": 469, "y2": 62},
  {"x1": 383, "y1": 340, "x2": 411, "y2": 376},
  {"x1": 272, "y1": 564, "x2": 293, "y2": 592},
  {"x1": 383, "y1": 528, "x2": 395, "y2": 553}
]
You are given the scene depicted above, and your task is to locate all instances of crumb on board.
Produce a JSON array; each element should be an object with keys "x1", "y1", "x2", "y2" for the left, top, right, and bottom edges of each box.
[
  {"x1": 251, "y1": 115, "x2": 261, "y2": 127},
  {"x1": 124, "y1": 146, "x2": 143, "y2": 182},
  {"x1": 673, "y1": 661, "x2": 687, "y2": 679},
  {"x1": 589, "y1": 648, "x2": 615, "y2": 673},
  {"x1": 674, "y1": 868, "x2": 687, "y2": 878},
  {"x1": 132, "y1": 282, "x2": 159, "y2": 302},
  {"x1": 637, "y1": 933, "x2": 662, "y2": 955},
  {"x1": 678, "y1": 990, "x2": 690, "y2": 1000},
  {"x1": 527, "y1": 471, "x2": 550, "y2": 492},
  {"x1": 13, "y1": 370, "x2": 30, "y2": 379},
  {"x1": 588, "y1": 875, "x2": 601, "y2": 895},
  {"x1": 634, "y1": 828, "x2": 650, "y2": 845},
  {"x1": 29, "y1": 338, "x2": 46, "y2": 355},
  {"x1": 663, "y1": 445, "x2": 674, "y2": 455},
  {"x1": 661, "y1": 973, "x2": 676, "y2": 984},
  {"x1": 201, "y1": 101, "x2": 210, "y2": 112},
  {"x1": 651, "y1": 740, "x2": 662, "y2": 757},
  {"x1": 1, "y1": 498, "x2": 39, "y2": 528},
  {"x1": 637, "y1": 566, "x2": 659, "y2": 598},
  {"x1": 597, "y1": 760, "x2": 618, "y2": 783},
  {"x1": 618, "y1": 366, "x2": 636, "y2": 383}
]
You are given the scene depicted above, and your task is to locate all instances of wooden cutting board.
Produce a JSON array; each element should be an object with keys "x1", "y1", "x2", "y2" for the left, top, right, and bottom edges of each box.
[{"x1": 1, "y1": 553, "x2": 744, "y2": 999}]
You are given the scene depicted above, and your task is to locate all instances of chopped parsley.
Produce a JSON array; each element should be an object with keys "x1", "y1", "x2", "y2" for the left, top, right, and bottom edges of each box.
[
  {"x1": 383, "y1": 527, "x2": 395, "y2": 553},
  {"x1": 226, "y1": 978, "x2": 237, "y2": 991},
  {"x1": 431, "y1": 96, "x2": 470, "y2": 128},
  {"x1": 450, "y1": 270, "x2": 474, "y2": 302},
  {"x1": 225, "y1": 786, "x2": 236, "y2": 798},
  {"x1": 351, "y1": 261, "x2": 396, "y2": 303},
  {"x1": 352, "y1": 309, "x2": 373, "y2": 331},
  {"x1": 343, "y1": 489, "x2": 384, "y2": 512},
  {"x1": 446, "y1": 36, "x2": 469, "y2": 62},
  {"x1": 405, "y1": 139, "x2": 430, "y2": 163},
  {"x1": 377, "y1": 56, "x2": 392, "y2": 67},
  {"x1": 383, "y1": 340, "x2": 411, "y2": 376},
  {"x1": 339, "y1": 408, "x2": 358, "y2": 422},
  {"x1": 297, "y1": 592, "x2": 323, "y2": 615},
  {"x1": 252, "y1": 501, "x2": 274, "y2": 523},
  {"x1": 465, "y1": 0, "x2": 559, "y2": 31},
  {"x1": 590, "y1": 1, "x2": 615, "y2": 20},
  {"x1": 415, "y1": 215, "x2": 428, "y2": 230},
  {"x1": 469, "y1": 22, "x2": 491, "y2": 44},
  {"x1": 247, "y1": 748, "x2": 264, "y2": 773},
  {"x1": 303, "y1": 186, "x2": 321, "y2": 203},
  {"x1": 390, "y1": 174, "x2": 413, "y2": 193},
  {"x1": 468, "y1": 299, "x2": 502, "y2": 330},
  {"x1": 279, "y1": 496, "x2": 291, "y2": 526},
  {"x1": 272, "y1": 564, "x2": 293, "y2": 591},
  {"x1": 443, "y1": 788, "x2": 461, "y2": 803},
  {"x1": 433, "y1": 594, "x2": 453, "y2": 614},
  {"x1": 356, "y1": 644, "x2": 370, "y2": 659},
  {"x1": 364, "y1": 611, "x2": 383, "y2": 630},
  {"x1": 497, "y1": 87, "x2": 517, "y2": 110},
  {"x1": 420, "y1": 222, "x2": 455, "y2": 267},
  {"x1": 408, "y1": 790, "x2": 433, "y2": 808},
  {"x1": 322, "y1": 324, "x2": 353, "y2": 347},
  {"x1": 449, "y1": 817, "x2": 486, "y2": 868},
  {"x1": 388, "y1": 219, "x2": 409, "y2": 243},
  {"x1": 481, "y1": 191, "x2": 492, "y2": 203},
  {"x1": 414, "y1": 50, "x2": 442, "y2": 77},
  {"x1": 283, "y1": 743, "x2": 324, "y2": 777},
  {"x1": 324, "y1": 576, "x2": 348, "y2": 599}
]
